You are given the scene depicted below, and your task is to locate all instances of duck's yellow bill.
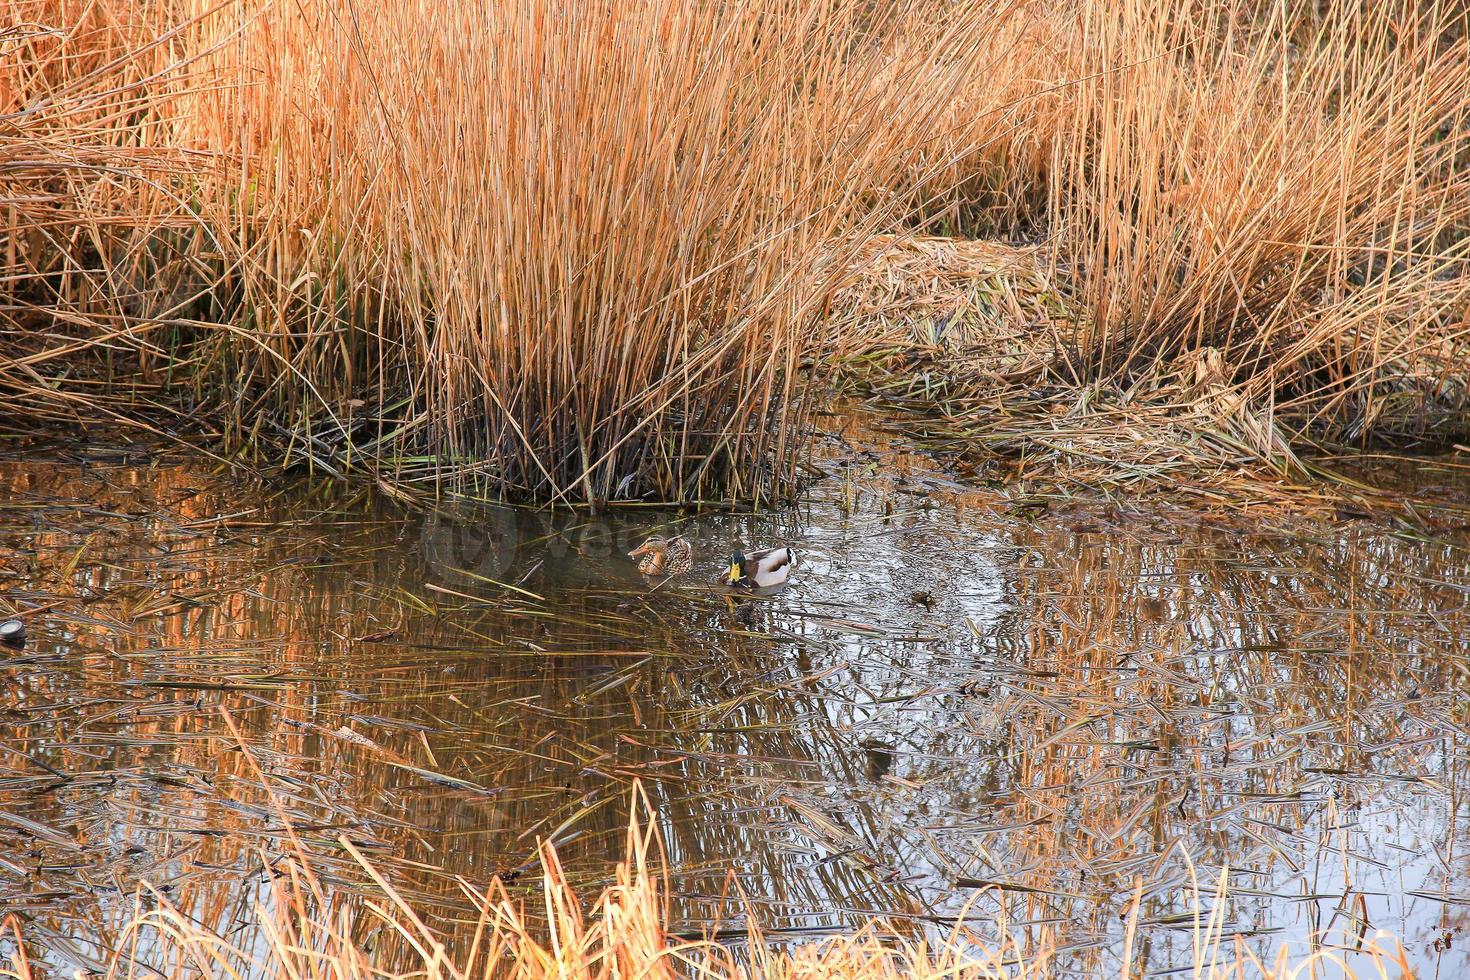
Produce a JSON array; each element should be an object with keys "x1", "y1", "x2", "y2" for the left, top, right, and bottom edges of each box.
[{"x1": 727, "y1": 562, "x2": 743, "y2": 584}]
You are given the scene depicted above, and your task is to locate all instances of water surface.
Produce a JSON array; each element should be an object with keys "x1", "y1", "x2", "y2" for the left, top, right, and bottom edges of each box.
[{"x1": 0, "y1": 419, "x2": 1466, "y2": 976}]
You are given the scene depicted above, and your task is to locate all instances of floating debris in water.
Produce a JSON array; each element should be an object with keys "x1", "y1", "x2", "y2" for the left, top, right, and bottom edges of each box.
[
  {"x1": 862, "y1": 738, "x2": 896, "y2": 780},
  {"x1": 0, "y1": 620, "x2": 24, "y2": 646}
]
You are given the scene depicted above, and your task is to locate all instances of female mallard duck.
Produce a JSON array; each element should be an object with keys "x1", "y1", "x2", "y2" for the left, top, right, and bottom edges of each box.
[
  {"x1": 727, "y1": 546, "x2": 794, "y2": 588},
  {"x1": 628, "y1": 535, "x2": 693, "y2": 577}
]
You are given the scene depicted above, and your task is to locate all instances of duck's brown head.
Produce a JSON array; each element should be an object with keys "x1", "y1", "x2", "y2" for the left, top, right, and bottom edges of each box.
[
  {"x1": 630, "y1": 536, "x2": 669, "y2": 575},
  {"x1": 628, "y1": 535, "x2": 667, "y2": 560}
]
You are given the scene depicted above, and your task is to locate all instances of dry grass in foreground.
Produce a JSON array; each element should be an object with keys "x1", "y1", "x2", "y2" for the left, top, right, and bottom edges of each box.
[{"x1": 0, "y1": 802, "x2": 1420, "y2": 980}]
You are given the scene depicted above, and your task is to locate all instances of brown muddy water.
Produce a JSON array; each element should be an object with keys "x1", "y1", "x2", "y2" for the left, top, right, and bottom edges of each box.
[{"x1": 0, "y1": 415, "x2": 1466, "y2": 977}]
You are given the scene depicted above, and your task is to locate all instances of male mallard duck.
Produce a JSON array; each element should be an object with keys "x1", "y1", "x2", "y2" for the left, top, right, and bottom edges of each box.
[
  {"x1": 628, "y1": 535, "x2": 693, "y2": 577},
  {"x1": 727, "y1": 546, "x2": 794, "y2": 588}
]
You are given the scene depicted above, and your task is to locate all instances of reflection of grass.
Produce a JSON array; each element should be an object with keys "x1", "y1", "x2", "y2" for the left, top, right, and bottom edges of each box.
[
  {"x1": 1, "y1": 791, "x2": 1414, "y2": 980},
  {"x1": 0, "y1": 449, "x2": 1460, "y2": 975}
]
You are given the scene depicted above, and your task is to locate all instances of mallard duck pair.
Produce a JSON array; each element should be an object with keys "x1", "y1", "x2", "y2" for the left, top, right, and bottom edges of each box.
[{"x1": 628, "y1": 536, "x2": 793, "y2": 588}]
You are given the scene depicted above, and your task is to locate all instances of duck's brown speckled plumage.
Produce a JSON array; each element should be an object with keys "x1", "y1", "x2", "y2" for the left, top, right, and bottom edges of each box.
[{"x1": 628, "y1": 535, "x2": 693, "y2": 577}]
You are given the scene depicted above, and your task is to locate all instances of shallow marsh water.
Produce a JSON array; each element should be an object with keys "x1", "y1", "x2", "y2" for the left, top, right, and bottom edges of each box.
[{"x1": 0, "y1": 417, "x2": 1467, "y2": 977}]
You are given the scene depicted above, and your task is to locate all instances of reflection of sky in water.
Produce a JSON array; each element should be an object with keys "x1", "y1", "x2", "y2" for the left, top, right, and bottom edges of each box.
[{"x1": 0, "y1": 425, "x2": 1465, "y2": 978}]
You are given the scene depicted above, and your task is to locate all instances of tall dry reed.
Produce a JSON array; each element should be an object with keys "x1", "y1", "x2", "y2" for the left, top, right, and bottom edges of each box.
[
  {"x1": 1054, "y1": 0, "x2": 1470, "y2": 435},
  {"x1": 2, "y1": 0, "x2": 992, "y2": 501},
  {"x1": 915, "y1": 0, "x2": 1470, "y2": 457},
  {"x1": 5, "y1": 0, "x2": 1469, "y2": 495}
]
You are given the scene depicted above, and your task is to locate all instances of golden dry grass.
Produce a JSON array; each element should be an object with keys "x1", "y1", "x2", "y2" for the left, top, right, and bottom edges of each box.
[
  {"x1": 0, "y1": 801, "x2": 1421, "y2": 980},
  {"x1": 845, "y1": 0, "x2": 1470, "y2": 494},
  {"x1": 1, "y1": 0, "x2": 995, "y2": 502},
  {"x1": 1049, "y1": 0, "x2": 1470, "y2": 453},
  {"x1": 3, "y1": 0, "x2": 1469, "y2": 500}
]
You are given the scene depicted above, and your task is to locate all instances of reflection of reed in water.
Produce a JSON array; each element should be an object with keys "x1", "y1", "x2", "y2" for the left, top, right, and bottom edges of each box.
[
  {"x1": 0, "y1": 453, "x2": 1466, "y2": 976},
  {"x1": 840, "y1": 519, "x2": 1470, "y2": 972},
  {"x1": 642, "y1": 501, "x2": 1469, "y2": 975},
  {"x1": 0, "y1": 456, "x2": 814, "y2": 971}
]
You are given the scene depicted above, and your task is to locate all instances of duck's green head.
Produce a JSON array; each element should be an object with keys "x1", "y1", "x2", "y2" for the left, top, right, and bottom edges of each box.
[{"x1": 727, "y1": 551, "x2": 747, "y2": 585}]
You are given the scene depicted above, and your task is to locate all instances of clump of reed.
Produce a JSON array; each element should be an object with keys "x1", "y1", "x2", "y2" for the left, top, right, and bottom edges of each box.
[
  {"x1": 1, "y1": 0, "x2": 991, "y2": 503},
  {"x1": 0, "y1": 797, "x2": 1418, "y2": 980},
  {"x1": 837, "y1": 0, "x2": 1470, "y2": 493},
  {"x1": 1051, "y1": 0, "x2": 1470, "y2": 448},
  {"x1": 5, "y1": 0, "x2": 1469, "y2": 501}
]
